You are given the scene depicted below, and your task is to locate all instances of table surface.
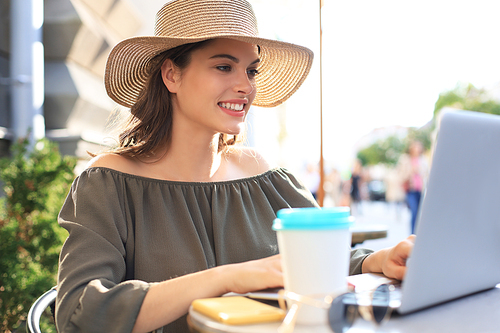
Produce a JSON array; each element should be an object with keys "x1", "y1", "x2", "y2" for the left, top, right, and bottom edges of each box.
[
  {"x1": 351, "y1": 224, "x2": 388, "y2": 246},
  {"x1": 188, "y1": 284, "x2": 500, "y2": 333}
]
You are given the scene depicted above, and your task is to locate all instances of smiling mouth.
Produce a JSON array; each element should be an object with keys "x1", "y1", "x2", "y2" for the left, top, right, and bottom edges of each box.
[{"x1": 218, "y1": 102, "x2": 245, "y2": 111}]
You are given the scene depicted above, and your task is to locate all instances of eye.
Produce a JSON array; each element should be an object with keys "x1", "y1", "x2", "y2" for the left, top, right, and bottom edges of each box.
[
  {"x1": 216, "y1": 65, "x2": 231, "y2": 72},
  {"x1": 247, "y1": 68, "x2": 259, "y2": 79}
]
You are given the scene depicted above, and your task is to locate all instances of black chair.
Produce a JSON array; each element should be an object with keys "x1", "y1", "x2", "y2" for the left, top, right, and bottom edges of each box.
[{"x1": 26, "y1": 287, "x2": 57, "y2": 333}]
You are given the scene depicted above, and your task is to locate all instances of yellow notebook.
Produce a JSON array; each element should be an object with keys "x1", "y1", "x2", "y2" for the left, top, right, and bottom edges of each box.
[{"x1": 191, "y1": 296, "x2": 285, "y2": 325}]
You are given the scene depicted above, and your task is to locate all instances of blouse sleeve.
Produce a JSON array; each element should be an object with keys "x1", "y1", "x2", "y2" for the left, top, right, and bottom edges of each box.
[
  {"x1": 349, "y1": 248, "x2": 373, "y2": 275},
  {"x1": 56, "y1": 169, "x2": 150, "y2": 333}
]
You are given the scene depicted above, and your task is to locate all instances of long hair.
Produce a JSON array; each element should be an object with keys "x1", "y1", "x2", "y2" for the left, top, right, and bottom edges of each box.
[{"x1": 105, "y1": 39, "x2": 239, "y2": 159}]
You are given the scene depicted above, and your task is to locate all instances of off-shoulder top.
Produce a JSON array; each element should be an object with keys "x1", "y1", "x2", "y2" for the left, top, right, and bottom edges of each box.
[{"x1": 56, "y1": 167, "x2": 373, "y2": 333}]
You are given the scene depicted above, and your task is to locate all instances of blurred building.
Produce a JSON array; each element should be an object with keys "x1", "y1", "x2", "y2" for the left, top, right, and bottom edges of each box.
[{"x1": 0, "y1": 0, "x2": 141, "y2": 159}]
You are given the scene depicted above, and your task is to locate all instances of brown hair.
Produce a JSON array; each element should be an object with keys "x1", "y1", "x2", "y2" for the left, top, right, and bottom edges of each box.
[{"x1": 103, "y1": 39, "x2": 239, "y2": 159}]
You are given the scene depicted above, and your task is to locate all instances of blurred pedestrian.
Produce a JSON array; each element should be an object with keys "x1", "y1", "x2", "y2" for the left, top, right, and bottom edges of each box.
[
  {"x1": 324, "y1": 167, "x2": 342, "y2": 206},
  {"x1": 384, "y1": 168, "x2": 406, "y2": 220},
  {"x1": 302, "y1": 162, "x2": 320, "y2": 200},
  {"x1": 397, "y1": 140, "x2": 429, "y2": 234},
  {"x1": 350, "y1": 159, "x2": 364, "y2": 215}
]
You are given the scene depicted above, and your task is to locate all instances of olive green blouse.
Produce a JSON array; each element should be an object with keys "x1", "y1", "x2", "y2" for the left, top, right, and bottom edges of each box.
[{"x1": 56, "y1": 167, "x2": 373, "y2": 333}]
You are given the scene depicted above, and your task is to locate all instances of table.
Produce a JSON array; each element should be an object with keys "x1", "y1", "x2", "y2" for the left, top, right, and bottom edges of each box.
[
  {"x1": 187, "y1": 284, "x2": 500, "y2": 332},
  {"x1": 350, "y1": 224, "x2": 388, "y2": 246}
]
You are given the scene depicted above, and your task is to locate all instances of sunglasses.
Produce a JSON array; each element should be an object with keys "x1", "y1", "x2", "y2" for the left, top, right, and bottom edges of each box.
[{"x1": 276, "y1": 284, "x2": 394, "y2": 333}]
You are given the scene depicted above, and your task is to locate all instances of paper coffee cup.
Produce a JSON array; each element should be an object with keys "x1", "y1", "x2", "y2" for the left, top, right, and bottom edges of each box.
[{"x1": 273, "y1": 207, "x2": 353, "y2": 325}]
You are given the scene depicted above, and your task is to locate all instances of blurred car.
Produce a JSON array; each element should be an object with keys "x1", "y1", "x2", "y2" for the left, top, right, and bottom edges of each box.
[{"x1": 367, "y1": 180, "x2": 386, "y2": 201}]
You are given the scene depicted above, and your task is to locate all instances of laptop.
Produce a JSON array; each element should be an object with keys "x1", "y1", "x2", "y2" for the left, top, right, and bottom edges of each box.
[{"x1": 387, "y1": 109, "x2": 500, "y2": 314}]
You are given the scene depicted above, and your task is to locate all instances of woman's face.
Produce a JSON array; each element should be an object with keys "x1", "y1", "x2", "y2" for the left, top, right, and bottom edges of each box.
[{"x1": 165, "y1": 38, "x2": 259, "y2": 136}]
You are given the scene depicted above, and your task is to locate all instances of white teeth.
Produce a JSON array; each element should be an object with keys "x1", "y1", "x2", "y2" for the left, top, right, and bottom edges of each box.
[{"x1": 219, "y1": 103, "x2": 244, "y2": 111}]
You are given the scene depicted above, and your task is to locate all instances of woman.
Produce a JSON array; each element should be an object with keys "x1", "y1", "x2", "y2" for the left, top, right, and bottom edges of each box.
[{"x1": 56, "y1": 1, "x2": 414, "y2": 332}]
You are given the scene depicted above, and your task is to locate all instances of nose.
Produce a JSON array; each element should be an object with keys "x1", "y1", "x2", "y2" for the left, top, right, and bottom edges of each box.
[{"x1": 234, "y1": 71, "x2": 254, "y2": 96}]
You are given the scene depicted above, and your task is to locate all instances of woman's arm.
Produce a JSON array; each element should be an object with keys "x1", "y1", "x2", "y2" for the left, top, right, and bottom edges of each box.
[{"x1": 132, "y1": 255, "x2": 283, "y2": 333}]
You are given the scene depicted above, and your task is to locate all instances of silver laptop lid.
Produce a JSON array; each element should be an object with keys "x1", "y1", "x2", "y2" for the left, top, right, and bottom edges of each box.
[{"x1": 399, "y1": 110, "x2": 500, "y2": 314}]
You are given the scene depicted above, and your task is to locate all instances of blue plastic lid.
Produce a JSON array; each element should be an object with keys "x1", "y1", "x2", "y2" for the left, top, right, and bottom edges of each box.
[{"x1": 272, "y1": 207, "x2": 354, "y2": 231}]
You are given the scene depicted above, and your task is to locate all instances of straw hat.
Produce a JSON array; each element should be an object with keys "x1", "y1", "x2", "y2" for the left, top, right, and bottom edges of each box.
[{"x1": 104, "y1": 0, "x2": 314, "y2": 108}]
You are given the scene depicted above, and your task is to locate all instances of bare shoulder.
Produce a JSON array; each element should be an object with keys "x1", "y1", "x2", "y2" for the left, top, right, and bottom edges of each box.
[
  {"x1": 227, "y1": 146, "x2": 278, "y2": 176},
  {"x1": 86, "y1": 153, "x2": 138, "y2": 174}
]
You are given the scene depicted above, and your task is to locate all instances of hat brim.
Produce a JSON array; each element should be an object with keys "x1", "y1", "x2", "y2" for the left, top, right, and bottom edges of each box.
[{"x1": 104, "y1": 35, "x2": 314, "y2": 108}]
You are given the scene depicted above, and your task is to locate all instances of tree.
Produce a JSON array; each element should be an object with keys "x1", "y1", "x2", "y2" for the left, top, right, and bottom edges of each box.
[
  {"x1": 0, "y1": 138, "x2": 76, "y2": 332},
  {"x1": 356, "y1": 125, "x2": 432, "y2": 167},
  {"x1": 357, "y1": 135, "x2": 406, "y2": 166},
  {"x1": 434, "y1": 83, "x2": 500, "y2": 116}
]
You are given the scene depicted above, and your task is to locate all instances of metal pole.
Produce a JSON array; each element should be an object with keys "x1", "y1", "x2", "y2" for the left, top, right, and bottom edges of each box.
[
  {"x1": 317, "y1": 0, "x2": 325, "y2": 206},
  {"x1": 10, "y1": 0, "x2": 45, "y2": 147}
]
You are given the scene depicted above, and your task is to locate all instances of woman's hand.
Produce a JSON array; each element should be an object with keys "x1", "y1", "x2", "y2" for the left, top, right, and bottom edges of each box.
[
  {"x1": 221, "y1": 254, "x2": 284, "y2": 294},
  {"x1": 362, "y1": 235, "x2": 416, "y2": 280}
]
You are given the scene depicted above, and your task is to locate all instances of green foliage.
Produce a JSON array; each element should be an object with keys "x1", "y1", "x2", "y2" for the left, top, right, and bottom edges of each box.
[
  {"x1": 406, "y1": 126, "x2": 433, "y2": 152},
  {"x1": 0, "y1": 138, "x2": 76, "y2": 332},
  {"x1": 357, "y1": 126, "x2": 433, "y2": 167},
  {"x1": 357, "y1": 135, "x2": 406, "y2": 166},
  {"x1": 434, "y1": 83, "x2": 500, "y2": 116}
]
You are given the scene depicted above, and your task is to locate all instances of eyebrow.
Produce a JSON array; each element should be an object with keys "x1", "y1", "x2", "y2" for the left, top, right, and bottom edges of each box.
[{"x1": 209, "y1": 54, "x2": 260, "y2": 65}]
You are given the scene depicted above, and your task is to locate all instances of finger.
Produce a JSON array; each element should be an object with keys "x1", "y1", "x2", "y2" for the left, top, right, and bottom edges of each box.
[
  {"x1": 388, "y1": 264, "x2": 406, "y2": 281},
  {"x1": 396, "y1": 237, "x2": 415, "y2": 259}
]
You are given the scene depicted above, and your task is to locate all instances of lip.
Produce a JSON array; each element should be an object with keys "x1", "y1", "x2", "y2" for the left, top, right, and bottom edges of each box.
[{"x1": 218, "y1": 100, "x2": 247, "y2": 117}]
